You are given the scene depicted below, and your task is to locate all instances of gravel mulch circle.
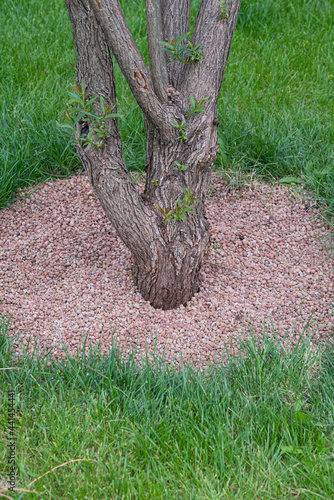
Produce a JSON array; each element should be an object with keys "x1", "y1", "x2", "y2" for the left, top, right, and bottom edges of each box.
[{"x1": 1, "y1": 173, "x2": 333, "y2": 368}]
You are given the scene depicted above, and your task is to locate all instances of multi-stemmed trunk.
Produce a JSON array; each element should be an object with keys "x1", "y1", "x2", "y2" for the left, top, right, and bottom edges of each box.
[{"x1": 65, "y1": 0, "x2": 242, "y2": 310}]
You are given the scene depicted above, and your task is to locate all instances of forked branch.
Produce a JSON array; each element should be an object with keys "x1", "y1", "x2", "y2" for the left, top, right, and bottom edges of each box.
[
  {"x1": 88, "y1": 0, "x2": 173, "y2": 136},
  {"x1": 65, "y1": 0, "x2": 162, "y2": 269}
]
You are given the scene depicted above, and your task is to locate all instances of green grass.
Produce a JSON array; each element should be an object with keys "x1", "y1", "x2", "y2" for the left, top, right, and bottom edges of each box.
[
  {"x1": 0, "y1": 314, "x2": 334, "y2": 499},
  {"x1": 216, "y1": 0, "x2": 334, "y2": 217},
  {"x1": 0, "y1": 0, "x2": 333, "y2": 215}
]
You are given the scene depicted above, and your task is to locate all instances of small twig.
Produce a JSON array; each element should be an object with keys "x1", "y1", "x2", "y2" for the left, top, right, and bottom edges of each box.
[
  {"x1": 87, "y1": 364, "x2": 112, "y2": 381},
  {"x1": 0, "y1": 493, "x2": 15, "y2": 500},
  {"x1": 0, "y1": 367, "x2": 21, "y2": 370},
  {"x1": 27, "y1": 459, "x2": 96, "y2": 488},
  {"x1": 0, "y1": 488, "x2": 44, "y2": 495}
]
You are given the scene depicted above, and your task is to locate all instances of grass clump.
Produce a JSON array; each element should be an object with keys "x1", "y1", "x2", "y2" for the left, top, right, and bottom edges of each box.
[{"x1": 0, "y1": 316, "x2": 333, "y2": 499}]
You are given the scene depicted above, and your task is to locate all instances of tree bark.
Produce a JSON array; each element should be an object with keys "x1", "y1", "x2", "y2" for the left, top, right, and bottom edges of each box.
[
  {"x1": 161, "y1": 0, "x2": 192, "y2": 88},
  {"x1": 87, "y1": 0, "x2": 173, "y2": 137},
  {"x1": 64, "y1": 0, "x2": 241, "y2": 310},
  {"x1": 181, "y1": 1, "x2": 242, "y2": 96},
  {"x1": 145, "y1": 0, "x2": 168, "y2": 101}
]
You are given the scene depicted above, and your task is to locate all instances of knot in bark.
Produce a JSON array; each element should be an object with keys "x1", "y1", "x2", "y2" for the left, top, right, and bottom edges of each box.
[{"x1": 166, "y1": 85, "x2": 185, "y2": 109}]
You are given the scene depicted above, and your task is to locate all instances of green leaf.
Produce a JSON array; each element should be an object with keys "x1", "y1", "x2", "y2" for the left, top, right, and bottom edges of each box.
[
  {"x1": 68, "y1": 90, "x2": 84, "y2": 100},
  {"x1": 199, "y1": 97, "x2": 209, "y2": 105},
  {"x1": 80, "y1": 110, "x2": 101, "y2": 119},
  {"x1": 190, "y1": 95, "x2": 196, "y2": 109},
  {"x1": 86, "y1": 95, "x2": 98, "y2": 105},
  {"x1": 160, "y1": 45, "x2": 174, "y2": 55},
  {"x1": 159, "y1": 41, "x2": 173, "y2": 48},
  {"x1": 279, "y1": 176, "x2": 303, "y2": 184},
  {"x1": 68, "y1": 98, "x2": 85, "y2": 106},
  {"x1": 75, "y1": 112, "x2": 87, "y2": 122},
  {"x1": 161, "y1": 49, "x2": 175, "y2": 57},
  {"x1": 100, "y1": 95, "x2": 105, "y2": 112},
  {"x1": 175, "y1": 32, "x2": 190, "y2": 45},
  {"x1": 178, "y1": 213, "x2": 186, "y2": 221}
]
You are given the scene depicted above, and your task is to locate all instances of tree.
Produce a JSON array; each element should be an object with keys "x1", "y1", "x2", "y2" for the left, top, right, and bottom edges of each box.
[{"x1": 64, "y1": 0, "x2": 242, "y2": 310}]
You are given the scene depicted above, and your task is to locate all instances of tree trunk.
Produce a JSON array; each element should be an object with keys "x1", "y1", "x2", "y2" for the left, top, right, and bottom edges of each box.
[{"x1": 65, "y1": 0, "x2": 241, "y2": 310}]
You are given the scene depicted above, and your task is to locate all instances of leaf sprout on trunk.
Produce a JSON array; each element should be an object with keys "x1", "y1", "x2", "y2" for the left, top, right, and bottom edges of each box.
[
  {"x1": 172, "y1": 120, "x2": 189, "y2": 142},
  {"x1": 159, "y1": 32, "x2": 203, "y2": 64},
  {"x1": 217, "y1": 0, "x2": 231, "y2": 19},
  {"x1": 173, "y1": 161, "x2": 187, "y2": 171},
  {"x1": 185, "y1": 95, "x2": 209, "y2": 117},
  {"x1": 157, "y1": 188, "x2": 200, "y2": 225},
  {"x1": 57, "y1": 80, "x2": 118, "y2": 150}
]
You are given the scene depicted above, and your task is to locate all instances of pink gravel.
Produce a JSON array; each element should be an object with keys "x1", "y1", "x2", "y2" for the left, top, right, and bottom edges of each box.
[{"x1": 0, "y1": 172, "x2": 333, "y2": 368}]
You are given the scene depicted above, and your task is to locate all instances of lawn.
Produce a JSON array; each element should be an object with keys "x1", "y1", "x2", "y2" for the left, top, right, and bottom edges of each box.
[
  {"x1": 0, "y1": 317, "x2": 334, "y2": 499},
  {"x1": 0, "y1": 0, "x2": 334, "y2": 498}
]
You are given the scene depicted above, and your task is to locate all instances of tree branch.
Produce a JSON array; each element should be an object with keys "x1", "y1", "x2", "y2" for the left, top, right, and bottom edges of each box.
[
  {"x1": 145, "y1": 0, "x2": 168, "y2": 101},
  {"x1": 87, "y1": 0, "x2": 173, "y2": 136},
  {"x1": 65, "y1": 0, "x2": 162, "y2": 267},
  {"x1": 180, "y1": 0, "x2": 242, "y2": 101},
  {"x1": 161, "y1": 0, "x2": 191, "y2": 89}
]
